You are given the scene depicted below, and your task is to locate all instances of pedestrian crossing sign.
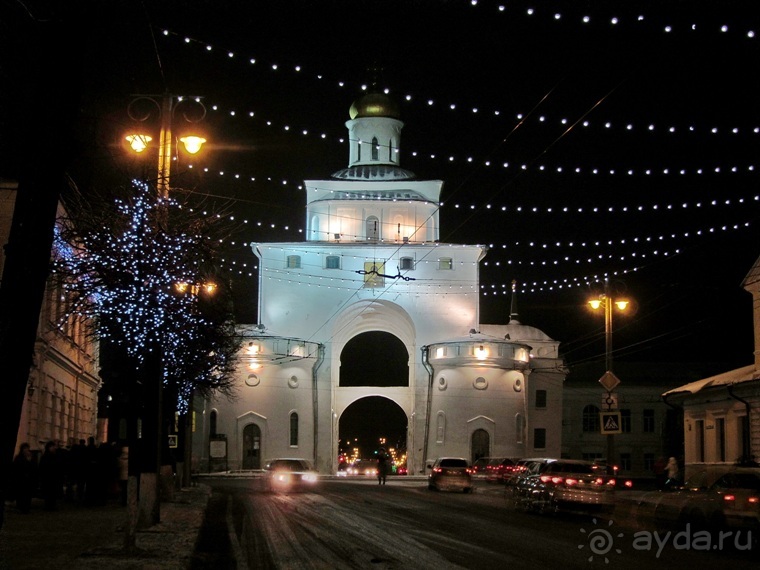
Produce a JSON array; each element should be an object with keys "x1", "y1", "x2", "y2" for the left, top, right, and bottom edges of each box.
[{"x1": 600, "y1": 412, "x2": 622, "y2": 434}]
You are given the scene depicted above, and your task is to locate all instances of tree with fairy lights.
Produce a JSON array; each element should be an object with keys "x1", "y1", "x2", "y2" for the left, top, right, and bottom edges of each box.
[{"x1": 52, "y1": 179, "x2": 240, "y2": 526}]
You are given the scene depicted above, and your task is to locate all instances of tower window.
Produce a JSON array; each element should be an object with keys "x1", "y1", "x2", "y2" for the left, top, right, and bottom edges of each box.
[
  {"x1": 326, "y1": 255, "x2": 340, "y2": 269},
  {"x1": 535, "y1": 389, "x2": 547, "y2": 408},
  {"x1": 438, "y1": 257, "x2": 453, "y2": 270},
  {"x1": 400, "y1": 256, "x2": 414, "y2": 270},
  {"x1": 371, "y1": 136, "x2": 379, "y2": 161},
  {"x1": 286, "y1": 255, "x2": 301, "y2": 269},
  {"x1": 533, "y1": 428, "x2": 546, "y2": 449},
  {"x1": 289, "y1": 412, "x2": 298, "y2": 447}
]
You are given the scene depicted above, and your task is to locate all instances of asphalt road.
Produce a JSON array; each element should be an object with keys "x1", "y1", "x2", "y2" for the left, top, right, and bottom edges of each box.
[{"x1": 196, "y1": 477, "x2": 757, "y2": 569}]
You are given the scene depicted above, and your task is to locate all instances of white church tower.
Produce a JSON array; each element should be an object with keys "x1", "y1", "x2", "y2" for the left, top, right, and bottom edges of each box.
[{"x1": 194, "y1": 90, "x2": 566, "y2": 474}]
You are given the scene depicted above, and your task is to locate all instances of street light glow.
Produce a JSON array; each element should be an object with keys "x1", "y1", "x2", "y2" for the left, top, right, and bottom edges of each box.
[
  {"x1": 126, "y1": 134, "x2": 152, "y2": 152},
  {"x1": 180, "y1": 135, "x2": 207, "y2": 154}
]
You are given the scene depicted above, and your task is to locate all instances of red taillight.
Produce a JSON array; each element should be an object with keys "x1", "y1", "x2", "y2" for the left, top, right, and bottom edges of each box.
[
  {"x1": 540, "y1": 475, "x2": 552, "y2": 483},
  {"x1": 551, "y1": 476, "x2": 563, "y2": 485},
  {"x1": 594, "y1": 478, "x2": 604, "y2": 486},
  {"x1": 723, "y1": 494, "x2": 736, "y2": 502},
  {"x1": 748, "y1": 496, "x2": 759, "y2": 504},
  {"x1": 624, "y1": 480, "x2": 633, "y2": 488},
  {"x1": 606, "y1": 478, "x2": 616, "y2": 486},
  {"x1": 565, "y1": 478, "x2": 578, "y2": 486},
  {"x1": 434, "y1": 467, "x2": 442, "y2": 473}
]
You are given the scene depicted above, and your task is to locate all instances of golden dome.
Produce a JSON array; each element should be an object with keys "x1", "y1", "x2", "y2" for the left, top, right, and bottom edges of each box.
[{"x1": 349, "y1": 92, "x2": 401, "y2": 120}]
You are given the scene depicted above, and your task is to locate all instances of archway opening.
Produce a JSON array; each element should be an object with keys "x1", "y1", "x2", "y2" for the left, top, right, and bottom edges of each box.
[
  {"x1": 339, "y1": 396, "x2": 407, "y2": 471},
  {"x1": 340, "y1": 331, "x2": 408, "y2": 387}
]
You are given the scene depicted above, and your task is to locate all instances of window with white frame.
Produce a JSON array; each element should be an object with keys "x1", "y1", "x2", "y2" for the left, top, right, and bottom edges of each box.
[
  {"x1": 286, "y1": 255, "x2": 301, "y2": 269},
  {"x1": 326, "y1": 255, "x2": 340, "y2": 269}
]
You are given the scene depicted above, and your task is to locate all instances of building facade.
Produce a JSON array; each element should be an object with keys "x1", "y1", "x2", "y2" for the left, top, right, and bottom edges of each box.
[
  {"x1": 193, "y1": 92, "x2": 567, "y2": 474},
  {"x1": 663, "y1": 254, "x2": 760, "y2": 483},
  {"x1": 1, "y1": 181, "x2": 101, "y2": 457}
]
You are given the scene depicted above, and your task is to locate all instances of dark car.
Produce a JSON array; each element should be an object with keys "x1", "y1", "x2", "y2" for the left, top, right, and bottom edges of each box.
[
  {"x1": 427, "y1": 457, "x2": 473, "y2": 493},
  {"x1": 636, "y1": 468, "x2": 760, "y2": 531},
  {"x1": 471, "y1": 457, "x2": 491, "y2": 477},
  {"x1": 346, "y1": 459, "x2": 378, "y2": 477},
  {"x1": 264, "y1": 458, "x2": 320, "y2": 492},
  {"x1": 485, "y1": 457, "x2": 517, "y2": 483},
  {"x1": 512, "y1": 458, "x2": 615, "y2": 514}
]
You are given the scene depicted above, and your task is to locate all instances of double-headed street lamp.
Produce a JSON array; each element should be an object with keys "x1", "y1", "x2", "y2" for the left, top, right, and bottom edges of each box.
[
  {"x1": 588, "y1": 279, "x2": 630, "y2": 467},
  {"x1": 123, "y1": 91, "x2": 208, "y2": 529},
  {"x1": 126, "y1": 92, "x2": 207, "y2": 199}
]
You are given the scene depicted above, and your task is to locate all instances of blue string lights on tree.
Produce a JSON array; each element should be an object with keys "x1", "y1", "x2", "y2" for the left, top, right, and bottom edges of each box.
[{"x1": 53, "y1": 180, "x2": 238, "y2": 413}]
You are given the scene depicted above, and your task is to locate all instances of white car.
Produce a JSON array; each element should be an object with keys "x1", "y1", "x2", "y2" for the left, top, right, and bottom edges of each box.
[{"x1": 264, "y1": 458, "x2": 320, "y2": 492}]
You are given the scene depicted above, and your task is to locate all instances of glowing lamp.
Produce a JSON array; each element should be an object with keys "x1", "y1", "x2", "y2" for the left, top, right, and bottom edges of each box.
[
  {"x1": 615, "y1": 300, "x2": 629, "y2": 310},
  {"x1": 126, "y1": 134, "x2": 152, "y2": 152},
  {"x1": 588, "y1": 299, "x2": 602, "y2": 310},
  {"x1": 180, "y1": 135, "x2": 206, "y2": 154}
]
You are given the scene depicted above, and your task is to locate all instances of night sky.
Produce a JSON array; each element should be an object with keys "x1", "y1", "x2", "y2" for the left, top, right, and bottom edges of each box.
[{"x1": 4, "y1": 2, "x2": 759, "y2": 440}]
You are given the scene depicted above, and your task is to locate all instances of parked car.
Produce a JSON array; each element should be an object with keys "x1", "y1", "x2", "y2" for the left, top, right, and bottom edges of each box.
[
  {"x1": 636, "y1": 468, "x2": 760, "y2": 531},
  {"x1": 264, "y1": 458, "x2": 320, "y2": 492},
  {"x1": 471, "y1": 457, "x2": 491, "y2": 477},
  {"x1": 512, "y1": 458, "x2": 615, "y2": 514},
  {"x1": 485, "y1": 457, "x2": 517, "y2": 483},
  {"x1": 427, "y1": 457, "x2": 474, "y2": 493}
]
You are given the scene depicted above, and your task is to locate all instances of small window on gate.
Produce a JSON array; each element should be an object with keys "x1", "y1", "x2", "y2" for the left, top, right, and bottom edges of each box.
[
  {"x1": 400, "y1": 256, "x2": 414, "y2": 270},
  {"x1": 326, "y1": 255, "x2": 340, "y2": 269},
  {"x1": 286, "y1": 255, "x2": 301, "y2": 269}
]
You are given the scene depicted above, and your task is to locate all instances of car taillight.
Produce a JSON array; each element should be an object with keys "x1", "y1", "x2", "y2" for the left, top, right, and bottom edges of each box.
[
  {"x1": 550, "y1": 476, "x2": 563, "y2": 484},
  {"x1": 624, "y1": 480, "x2": 633, "y2": 488},
  {"x1": 434, "y1": 468, "x2": 442, "y2": 473},
  {"x1": 466, "y1": 468, "x2": 473, "y2": 474},
  {"x1": 748, "y1": 496, "x2": 759, "y2": 504},
  {"x1": 606, "y1": 479, "x2": 616, "y2": 486},
  {"x1": 723, "y1": 494, "x2": 736, "y2": 502},
  {"x1": 540, "y1": 475, "x2": 552, "y2": 483},
  {"x1": 565, "y1": 478, "x2": 578, "y2": 486},
  {"x1": 594, "y1": 478, "x2": 604, "y2": 485}
]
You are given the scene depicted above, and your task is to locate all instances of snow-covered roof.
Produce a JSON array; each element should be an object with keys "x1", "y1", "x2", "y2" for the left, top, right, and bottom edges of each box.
[{"x1": 662, "y1": 364, "x2": 758, "y2": 397}]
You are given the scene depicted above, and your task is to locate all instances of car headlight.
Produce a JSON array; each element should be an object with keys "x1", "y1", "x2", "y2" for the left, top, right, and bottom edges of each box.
[{"x1": 302, "y1": 473, "x2": 318, "y2": 483}]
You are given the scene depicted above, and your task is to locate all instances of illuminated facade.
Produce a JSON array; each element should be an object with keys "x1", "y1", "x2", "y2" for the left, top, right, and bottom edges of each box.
[
  {"x1": 194, "y1": 93, "x2": 567, "y2": 474},
  {"x1": 1, "y1": 183, "x2": 101, "y2": 457}
]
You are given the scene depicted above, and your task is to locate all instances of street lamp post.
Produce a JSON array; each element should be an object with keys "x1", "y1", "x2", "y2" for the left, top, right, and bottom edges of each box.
[
  {"x1": 123, "y1": 92, "x2": 207, "y2": 530},
  {"x1": 588, "y1": 279, "x2": 629, "y2": 467}
]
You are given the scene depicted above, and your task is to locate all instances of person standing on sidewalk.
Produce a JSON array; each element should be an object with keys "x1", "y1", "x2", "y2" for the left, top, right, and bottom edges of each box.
[
  {"x1": 12, "y1": 443, "x2": 37, "y2": 514},
  {"x1": 39, "y1": 440, "x2": 64, "y2": 510},
  {"x1": 376, "y1": 448, "x2": 390, "y2": 485}
]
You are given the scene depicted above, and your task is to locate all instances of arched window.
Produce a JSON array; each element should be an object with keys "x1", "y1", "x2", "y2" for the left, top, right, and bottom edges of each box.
[
  {"x1": 582, "y1": 404, "x2": 601, "y2": 433},
  {"x1": 366, "y1": 216, "x2": 379, "y2": 240},
  {"x1": 436, "y1": 411, "x2": 446, "y2": 444},
  {"x1": 209, "y1": 410, "x2": 217, "y2": 437},
  {"x1": 289, "y1": 412, "x2": 299, "y2": 447},
  {"x1": 371, "y1": 136, "x2": 379, "y2": 161}
]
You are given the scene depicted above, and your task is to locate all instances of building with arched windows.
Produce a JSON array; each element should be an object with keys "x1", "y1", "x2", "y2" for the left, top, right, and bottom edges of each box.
[{"x1": 193, "y1": 91, "x2": 567, "y2": 474}]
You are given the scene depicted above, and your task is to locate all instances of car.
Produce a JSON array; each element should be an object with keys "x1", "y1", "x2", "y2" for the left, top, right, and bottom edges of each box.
[
  {"x1": 347, "y1": 459, "x2": 378, "y2": 477},
  {"x1": 503, "y1": 457, "x2": 543, "y2": 487},
  {"x1": 471, "y1": 457, "x2": 491, "y2": 478},
  {"x1": 635, "y1": 468, "x2": 760, "y2": 531},
  {"x1": 264, "y1": 458, "x2": 320, "y2": 492},
  {"x1": 485, "y1": 457, "x2": 517, "y2": 483},
  {"x1": 512, "y1": 458, "x2": 615, "y2": 514},
  {"x1": 427, "y1": 457, "x2": 473, "y2": 493}
]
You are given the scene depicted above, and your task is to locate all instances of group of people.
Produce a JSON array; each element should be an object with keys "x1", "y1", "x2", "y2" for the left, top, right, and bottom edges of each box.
[{"x1": 10, "y1": 437, "x2": 126, "y2": 513}]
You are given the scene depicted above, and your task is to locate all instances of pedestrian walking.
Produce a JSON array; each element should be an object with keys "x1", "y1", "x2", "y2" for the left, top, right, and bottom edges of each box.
[
  {"x1": 665, "y1": 456, "x2": 680, "y2": 489},
  {"x1": 376, "y1": 447, "x2": 390, "y2": 485},
  {"x1": 12, "y1": 443, "x2": 37, "y2": 514}
]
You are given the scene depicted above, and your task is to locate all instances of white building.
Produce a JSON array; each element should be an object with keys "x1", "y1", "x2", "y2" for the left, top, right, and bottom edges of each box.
[
  {"x1": 194, "y1": 92, "x2": 567, "y2": 474},
  {"x1": 663, "y1": 254, "x2": 760, "y2": 483}
]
